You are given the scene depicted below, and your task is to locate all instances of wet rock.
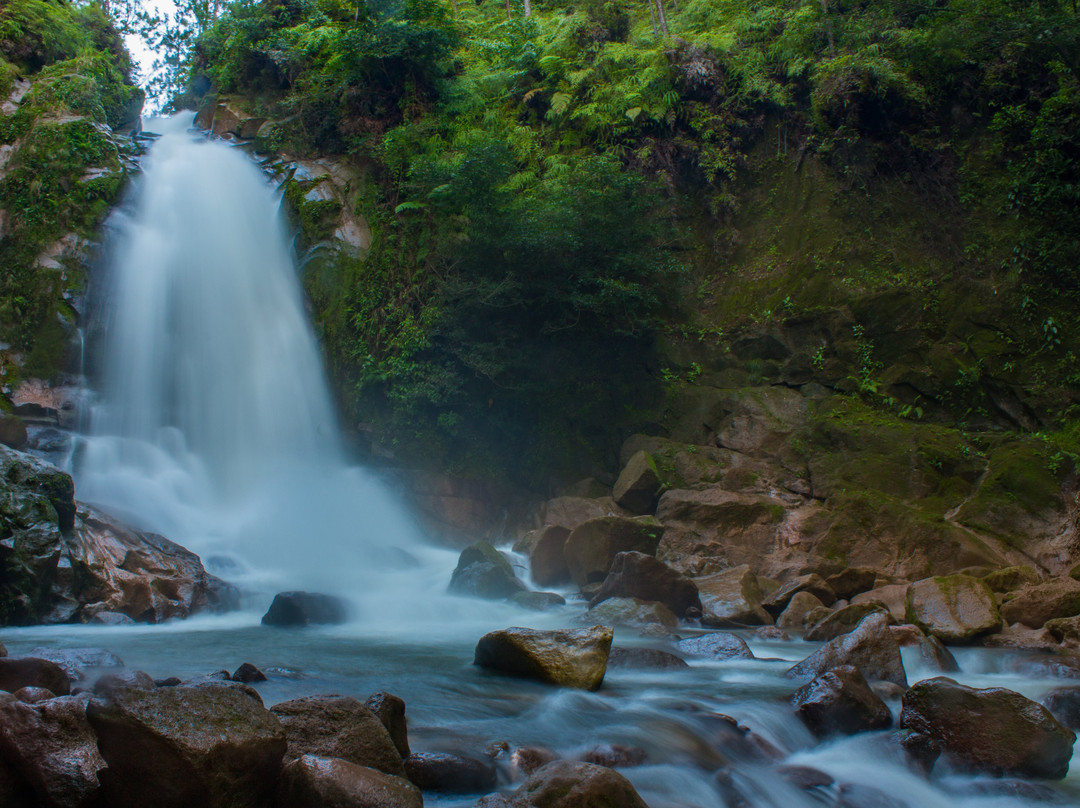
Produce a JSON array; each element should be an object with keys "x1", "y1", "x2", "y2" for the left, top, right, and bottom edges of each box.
[
  {"x1": 787, "y1": 613, "x2": 908, "y2": 688},
  {"x1": 696, "y1": 564, "x2": 772, "y2": 627},
  {"x1": 889, "y1": 624, "x2": 960, "y2": 673},
  {"x1": 612, "y1": 451, "x2": 662, "y2": 514},
  {"x1": 12, "y1": 686, "x2": 54, "y2": 703},
  {"x1": 983, "y1": 565, "x2": 1042, "y2": 593},
  {"x1": 578, "y1": 744, "x2": 646, "y2": 768},
  {"x1": 982, "y1": 622, "x2": 1062, "y2": 652},
  {"x1": 0, "y1": 413, "x2": 27, "y2": 450},
  {"x1": 776, "y1": 591, "x2": 826, "y2": 631},
  {"x1": 851, "y1": 583, "x2": 910, "y2": 623},
  {"x1": 563, "y1": 516, "x2": 663, "y2": 586},
  {"x1": 871, "y1": 681, "x2": 906, "y2": 702},
  {"x1": 0, "y1": 657, "x2": 70, "y2": 695},
  {"x1": 510, "y1": 591, "x2": 566, "y2": 611},
  {"x1": 87, "y1": 683, "x2": 287, "y2": 808},
  {"x1": 805, "y1": 603, "x2": 890, "y2": 642},
  {"x1": 277, "y1": 754, "x2": 422, "y2": 808},
  {"x1": 92, "y1": 669, "x2": 155, "y2": 697},
  {"x1": 512, "y1": 760, "x2": 648, "y2": 808},
  {"x1": 0, "y1": 642, "x2": 5, "y2": 657},
  {"x1": 753, "y1": 626, "x2": 790, "y2": 641},
  {"x1": 701, "y1": 713, "x2": 783, "y2": 763},
  {"x1": 762, "y1": 574, "x2": 837, "y2": 617},
  {"x1": 791, "y1": 665, "x2": 892, "y2": 736},
  {"x1": 837, "y1": 782, "x2": 906, "y2": 808},
  {"x1": 905, "y1": 575, "x2": 1001, "y2": 642},
  {"x1": 1046, "y1": 615, "x2": 1080, "y2": 644},
  {"x1": 676, "y1": 632, "x2": 754, "y2": 661},
  {"x1": 528, "y1": 526, "x2": 571, "y2": 587},
  {"x1": 775, "y1": 764, "x2": 834, "y2": 790},
  {"x1": 261, "y1": 591, "x2": 350, "y2": 626},
  {"x1": 540, "y1": 497, "x2": 626, "y2": 532},
  {"x1": 1000, "y1": 577, "x2": 1080, "y2": 628},
  {"x1": 0, "y1": 692, "x2": 105, "y2": 808},
  {"x1": 451, "y1": 542, "x2": 525, "y2": 600},
  {"x1": 590, "y1": 551, "x2": 700, "y2": 618},
  {"x1": 826, "y1": 568, "x2": 879, "y2": 600},
  {"x1": 88, "y1": 612, "x2": 135, "y2": 626},
  {"x1": 474, "y1": 626, "x2": 612, "y2": 691},
  {"x1": 271, "y1": 695, "x2": 404, "y2": 776},
  {"x1": 586, "y1": 597, "x2": 677, "y2": 629},
  {"x1": 27, "y1": 647, "x2": 123, "y2": 681},
  {"x1": 154, "y1": 677, "x2": 182, "y2": 687},
  {"x1": 232, "y1": 662, "x2": 267, "y2": 683},
  {"x1": 365, "y1": 692, "x2": 410, "y2": 758},
  {"x1": 1042, "y1": 687, "x2": 1080, "y2": 730},
  {"x1": 475, "y1": 794, "x2": 516, "y2": 807},
  {"x1": 404, "y1": 752, "x2": 496, "y2": 793},
  {"x1": 1002, "y1": 651, "x2": 1080, "y2": 679},
  {"x1": 607, "y1": 647, "x2": 689, "y2": 670},
  {"x1": 510, "y1": 747, "x2": 558, "y2": 779},
  {"x1": 888, "y1": 729, "x2": 941, "y2": 775},
  {"x1": 900, "y1": 676, "x2": 1076, "y2": 779}
]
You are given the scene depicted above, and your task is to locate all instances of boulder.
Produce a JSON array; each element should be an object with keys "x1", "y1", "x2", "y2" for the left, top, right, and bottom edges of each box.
[
  {"x1": 27, "y1": 647, "x2": 123, "y2": 681},
  {"x1": 983, "y1": 565, "x2": 1042, "y2": 593},
  {"x1": 232, "y1": 663, "x2": 267, "y2": 683},
  {"x1": 753, "y1": 626, "x2": 790, "y2": 641},
  {"x1": 763, "y1": 574, "x2": 836, "y2": 617},
  {"x1": 87, "y1": 683, "x2": 287, "y2": 808},
  {"x1": 676, "y1": 633, "x2": 754, "y2": 661},
  {"x1": 0, "y1": 413, "x2": 27, "y2": 450},
  {"x1": 450, "y1": 542, "x2": 525, "y2": 600},
  {"x1": 0, "y1": 692, "x2": 105, "y2": 808},
  {"x1": 88, "y1": 612, "x2": 135, "y2": 626},
  {"x1": 270, "y1": 695, "x2": 404, "y2": 776},
  {"x1": 791, "y1": 665, "x2": 892, "y2": 736},
  {"x1": 888, "y1": 729, "x2": 941, "y2": 775},
  {"x1": 365, "y1": 692, "x2": 409, "y2": 758},
  {"x1": 696, "y1": 565, "x2": 771, "y2": 627},
  {"x1": 578, "y1": 744, "x2": 647, "y2": 768},
  {"x1": 590, "y1": 551, "x2": 700, "y2": 618},
  {"x1": 905, "y1": 575, "x2": 1001, "y2": 642},
  {"x1": 540, "y1": 497, "x2": 626, "y2": 532},
  {"x1": 510, "y1": 591, "x2": 566, "y2": 611},
  {"x1": 787, "y1": 613, "x2": 908, "y2": 688},
  {"x1": 1046, "y1": 615, "x2": 1080, "y2": 644},
  {"x1": 403, "y1": 752, "x2": 495, "y2": 793},
  {"x1": 510, "y1": 747, "x2": 559, "y2": 779},
  {"x1": 586, "y1": 597, "x2": 677, "y2": 629},
  {"x1": 0, "y1": 658, "x2": 70, "y2": 695},
  {"x1": 563, "y1": 517, "x2": 664, "y2": 586},
  {"x1": 805, "y1": 603, "x2": 890, "y2": 642},
  {"x1": 607, "y1": 647, "x2": 689, "y2": 670},
  {"x1": 528, "y1": 526, "x2": 571, "y2": 587},
  {"x1": 277, "y1": 754, "x2": 422, "y2": 808},
  {"x1": 261, "y1": 592, "x2": 350, "y2": 627},
  {"x1": 837, "y1": 783, "x2": 907, "y2": 808},
  {"x1": 93, "y1": 669, "x2": 156, "y2": 697},
  {"x1": 888, "y1": 625, "x2": 959, "y2": 673},
  {"x1": 474, "y1": 626, "x2": 612, "y2": 691},
  {"x1": 900, "y1": 677, "x2": 1076, "y2": 779},
  {"x1": 851, "y1": 583, "x2": 910, "y2": 622},
  {"x1": 12, "y1": 687, "x2": 54, "y2": 703},
  {"x1": 611, "y1": 451, "x2": 662, "y2": 514},
  {"x1": 826, "y1": 568, "x2": 879, "y2": 600},
  {"x1": 1000, "y1": 577, "x2": 1080, "y2": 628},
  {"x1": 512, "y1": 760, "x2": 648, "y2": 808},
  {"x1": 1042, "y1": 688, "x2": 1080, "y2": 731},
  {"x1": 776, "y1": 591, "x2": 826, "y2": 631}
]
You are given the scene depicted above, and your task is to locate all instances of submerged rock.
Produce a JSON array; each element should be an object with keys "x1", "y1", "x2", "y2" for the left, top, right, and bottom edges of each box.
[
  {"x1": 474, "y1": 626, "x2": 612, "y2": 691},
  {"x1": 792, "y1": 665, "x2": 892, "y2": 737},
  {"x1": 1042, "y1": 687, "x2": 1080, "y2": 731},
  {"x1": 261, "y1": 591, "x2": 350, "y2": 627},
  {"x1": 787, "y1": 613, "x2": 907, "y2": 688},
  {"x1": 676, "y1": 633, "x2": 754, "y2": 661},
  {"x1": 403, "y1": 752, "x2": 495, "y2": 793},
  {"x1": 900, "y1": 677, "x2": 1076, "y2": 779},
  {"x1": 277, "y1": 754, "x2": 422, "y2": 808},
  {"x1": 578, "y1": 744, "x2": 647, "y2": 768},
  {"x1": 905, "y1": 575, "x2": 1001, "y2": 642},
  {"x1": 509, "y1": 591, "x2": 566, "y2": 611},
  {"x1": 512, "y1": 760, "x2": 649, "y2": 808},
  {"x1": 590, "y1": 551, "x2": 700, "y2": 618},
  {"x1": 607, "y1": 647, "x2": 689, "y2": 670},
  {"x1": 586, "y1": 597, "x2": 678, "y2": 629}
]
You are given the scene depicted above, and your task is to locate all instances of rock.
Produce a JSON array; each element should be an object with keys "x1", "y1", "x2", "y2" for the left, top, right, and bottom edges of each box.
[
  {"x1": 270, "y1": 695, "x2": 404, "y2": 776},
  {"x1": 983, "y1": 565, "x2": 1042, "y2": 593},
  {"x1": 871, "y1": 681, "x2": 906, "y2": 702},
  {"x1": 700, "y1": 713, "x2": 783, "y2": 764},
  {"x1": 87, "y1": 683, "x2": 287, "y2": 808},
  {"x1": 695, "y1": 565, "x2": 772, "y2": 627},
  {"x1": 607, "y1": 647, "x2": 689, "y2": 670},
  {"x1": 851, "y1": 583, "x2": 910, "y2": 622},
  {"x1": 752, "y1": 626, "x2": 790, "y2": 641},
  {"x1": 0, "y1": 642, "x2": 5, "y2": 657},
  {"x1": 905, "y1": 575, "x2": 1001, "y2": 642},
  {"x1": 261, "y1": 592, "x2": 350, "y2": 627},
  {"x1": 762, "y1": 574, "x2": 837, "y2": 616},
  {"x1": 837, "y1": 783, "x2": 907, "y2": 808},
  {"x1": 26, "y1": 647, "x2": 123, "y2": 681},
  {"x1": 510, "y1": 747, "x2": 559, "y2": 779},
  {"x1": 826, "y1": 568, "x2": 879, "y2": 600},
  {"x1": 676, "y1": 632, "x2": 754, "y2": 661},
  {"x1": 0, "y1": 414, "x2": 27, "y2": 450},
  {"x1": 776, "y1": 591, "x2": 826, "y2": 631},
  {"x1": 0, "y1": 657, "x2": 70, "y2": 695},
  {"x1": 1046, "y1": 615, "x2": 1080, "y2": 644},
  {"x1": 510, "y1": 591, "x2": 566, "y2": 611},
  {"x1": 787, "y1": 613, "x2": 908, "y2": 688},
  {"x1": 154, "y1": 677, "x2": 182, "y2": 687},
  {"x1": 365, "y1": 692, "x2": 409, "y2": 758},
  {"x1": 232, "y1": 663, "x2": 267, "y2": 683},
  {"x1": 805, "y1": 603, "x2": 890, "y2": 642},
  {"x1": 1000, "y1": 577, "x2": 1080, "y2": 628},
  {"x1": 474, "y1": 626, "x2": 612, "y2": 691},
  {"x1": 590, "y1": 551, "x2": 700, "y2": 618},
  {"x1": 277, "y1": 754, "x2": 422, "y2": 808},
  {"x1": 982, "y1": 621, "x2": 1062, "y2": 651},
  {"x1": 791, "y1": 665, "x2": 893, "y2": 736},
  {"x1": 563, "y1": 516, "x2": 664, "y2": 586},
  {"x1": 611, "y1": 451, "x2": 662, "y2": 514},
  {"x1": 775, "y1": 764, "x2": 834, "y2": 790},
  {"x1": 540, "y1": 497, "x2": 626, "y2": 532},
  {"x1": 92, "y1": 669, "x2": 155, "y2": 697},
  {"x1": 578, "y1": 744, "x2": 646, "y2": 768},
  {"x1": 900, "y1": 677, "x2": 1076, "y2": 779},
  {"x1": 450, "y1": 542, "x2": 525, "y2": 600},
  {"x1": 12, "y1": 687, "x2": 54, "y2": 703},
  {"x1": 403, "y1": 752, "x2": 495, "y2": 793},
  {"x1": 888, "y1": 729, "x2": 941, "y2": 774},
  {"x1": 889, "y1": 625, "x2": 960, "y2": 673},
  {"x1": 512, "y1": 760, "x2": 648, "y2": 808},
  {"x1": 586, "y1": 597, "x2": 677, "y2": 629},
  {"x1": 1042, "y1": 687, "x2": 1080, "y2": 730},
  {"x1": 88, "y1": 611, "x2": 135, "y2": 626},
  {"x1": 528, "y1": 526, "x2": 571, "y2": 587},
  {"x1": 0, "y1": 692, "x2": 105, "y2": 808}
]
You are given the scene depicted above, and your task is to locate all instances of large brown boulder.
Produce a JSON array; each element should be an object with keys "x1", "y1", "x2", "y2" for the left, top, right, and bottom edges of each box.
[
  {"x1": 1000, "y1": 577, "x2": 1080, "y2": 628},
  {"x1": 983, "y1": 565, "x2": 1042, "y2": 593},
  {"x1": 403, "y1": 752, "x2": 495, "y2": 793},
  {"x1": 270, "y1": 695, "x2": 404, "y2": 776},
  {"x1": 851, "y1": 583, "x2": 910, "y2": 622},
  {"x1": 1042, "y1": 688, "x2": 1080, "y2": 731},
  {"x1": 762, "y1": 574, "x2": 837, "y2": 617},
  {"x1": 695, "y1": 565, "x2": 771, "y2": 627},
  {"x1": 450, "y1": 542, "x2": 525, "y2": 600},
  {"x1": 262, "y1": 592, "x2": 350, "y2": 626},
  {"x1": 474, "y1": 626, "x2": 612, "y2": 691},
  {"x1": 900, "y1": 677, "x2": 1076, "y2": 779},
  {"x1": 611, "y1": 451, "x2": 662, "y2": 515},
  {"x1": 826, "y1": 568, "x2": 879, "y2": 600},
  {"x1": 87, "y1": 683, "x2": 287, "y2": 808},
  {"x1": 792, "y1": 665, "x2": 893, "y2": 737},
  {"x1": 540, "y1": 497, "x2": 626, "y2": 532},
  {"x1": 0, "y1": 657, "x2": 70, "y2": 695},
  {"x1": 276, "y1": 754, "x2": 422, "y2": 808},
  {"x1": 590, "y1": 552, "x2": 700, "y2": 618},
  {"x1": 776, "y1": 591, "x2": 826, "y2": 631},
  {"x1": 787, "y1": 613, "x2": 908, "y2": 687},
  {"x1": 905, "y1": 575, "x2": 1001, "y2": 642},
  {"x1": 0, "y1": 692, "x2": 105, "y2": 808},
  {"x1": 364, "y1": 692, "x2": 409, "y2": 759},
  {"x1": 528, "y1": 526, "x2": 571, "y2": 588},
  {"x1": 805, "y1": 603, "x2": 890, "y2": 642},
  {"x1": 563, "y1": 517, "x2": 663, "y2": 586},
  {"x1": 512, "y1": 760, "x2": 649, "y2": 808},
  {"x1": 586, "y1": 597, "x2": 677, "y2": 629}
]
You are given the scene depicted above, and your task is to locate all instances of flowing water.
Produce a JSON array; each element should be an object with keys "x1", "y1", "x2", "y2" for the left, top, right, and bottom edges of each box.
[{"x1": 9, "y1": 113, "x2": 1078, "y2": 807}]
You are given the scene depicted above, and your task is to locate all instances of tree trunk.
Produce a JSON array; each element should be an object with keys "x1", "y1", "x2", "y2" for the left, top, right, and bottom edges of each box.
[
  {"x1": 505, "y1": 0, "x2": 512, "y2": 21},
  {"x1": 524, "y1": 0, "x2": 531, "y2": 16},
  {"x1": 648, "y1": 0, "x2": 658, "y2": 37},
  {"x1": 820, "y1": 0, "x2": 836, "y2": 57},
  {"x1": 655, "y1": 0, "x2": 669, "y2": 35}
]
